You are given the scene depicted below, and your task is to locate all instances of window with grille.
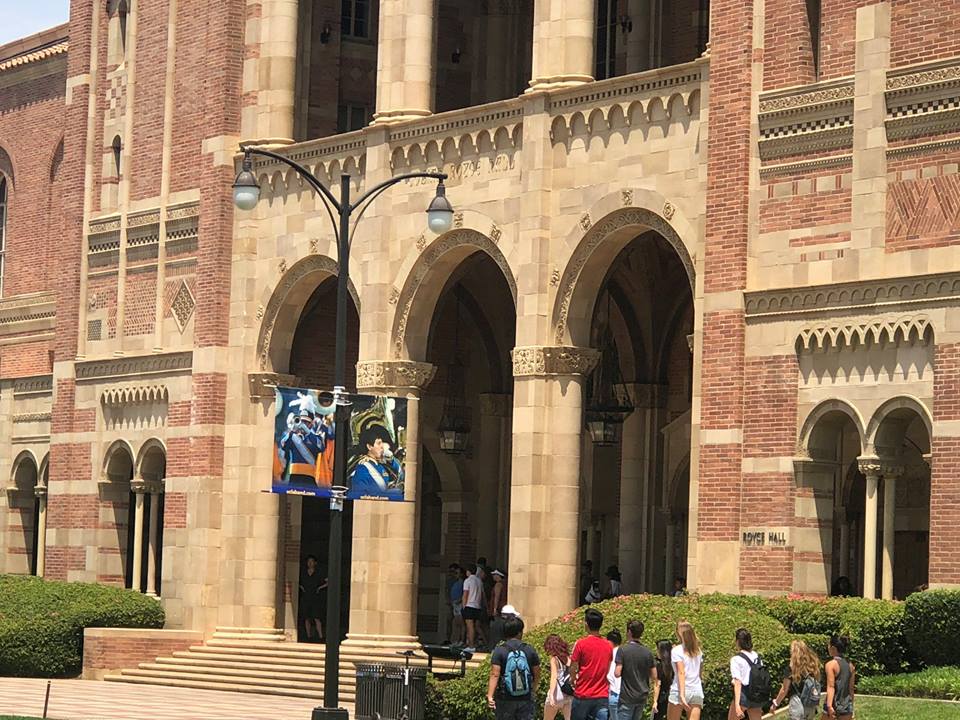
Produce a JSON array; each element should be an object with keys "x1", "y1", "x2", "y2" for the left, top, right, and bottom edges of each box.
[
  {"x1": 341, "y1": 0, "x2": 370, "y2": 39},
  {"x1": 0, "y1": 176, "x2": 6, "y2": 298},
  {"x1": 595, "y1": 0, "x2": 618, "y2": 80}
]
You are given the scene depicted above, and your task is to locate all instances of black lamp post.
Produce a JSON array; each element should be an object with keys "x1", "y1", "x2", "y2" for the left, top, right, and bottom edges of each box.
[{"x1": 233, "y1": 145, "x2": 453, "y2": 718}]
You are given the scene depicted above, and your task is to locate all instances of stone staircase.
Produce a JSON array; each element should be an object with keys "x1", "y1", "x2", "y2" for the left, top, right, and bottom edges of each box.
[{"x1": 104, "y1": 627, "x2": 486, "y2": 703}]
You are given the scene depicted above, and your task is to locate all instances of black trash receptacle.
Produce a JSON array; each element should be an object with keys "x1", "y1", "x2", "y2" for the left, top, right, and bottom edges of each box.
[
  {"x1": 381, "y1": 664, "x2": 427, "y2": 720},
  {"x1": 355, "y1": 663, "x2": 386, "y2": 720}
]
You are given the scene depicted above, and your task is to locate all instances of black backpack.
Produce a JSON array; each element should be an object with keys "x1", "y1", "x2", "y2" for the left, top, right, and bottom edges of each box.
[{"x1": 739, "y1": 653, "x2": 772, "y2": 703}]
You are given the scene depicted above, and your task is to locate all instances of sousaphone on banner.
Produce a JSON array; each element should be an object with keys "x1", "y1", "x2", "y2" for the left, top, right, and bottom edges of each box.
[{"x1": 271, "y1": 387, "x2": 408, "y2": 502}]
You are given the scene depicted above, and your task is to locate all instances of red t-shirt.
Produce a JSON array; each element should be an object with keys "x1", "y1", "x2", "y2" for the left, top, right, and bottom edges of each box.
[{"x1": 571, "y1": 634, "x2": 612, "y2": 699}]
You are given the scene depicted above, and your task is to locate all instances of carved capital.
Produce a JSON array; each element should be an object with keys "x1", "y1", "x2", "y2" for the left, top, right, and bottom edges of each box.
[
  {"x1": 249, "y1": 372, "x2": 296, "y2": 399},
  {"x1": 131, "y1": 479, "x2": 148, "y2": 494},
  {"x1": 356, "y1": 361, "x2": 436, "y2": 392},
  {"x1": 511, "y1": 346, "x2": 600, "y2": 377},
  {"x1": 856, "y1": 456, "x2": 904, "y2": 479},
  {"x1": 34, "y1": 485, "x2": 48, "y2": 498}
]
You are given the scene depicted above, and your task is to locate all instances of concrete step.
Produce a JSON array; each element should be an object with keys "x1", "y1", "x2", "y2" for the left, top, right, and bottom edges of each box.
[
  {"x1": 114, "y1": 667, "x2": 357, "y2": 695},
  {"x1": 103, "y1": 673, "x2": 329, "y2": 701},
  {"x1": 139, "y1": 661, "x2": 332, "y2": 684}
]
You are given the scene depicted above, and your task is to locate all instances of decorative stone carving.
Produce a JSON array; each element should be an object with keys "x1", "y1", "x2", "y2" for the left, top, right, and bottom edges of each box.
[
  {"x1": 454, "y1": 211, "x2": 464, "y2": 229},
  {"x1": 392, "y1": 230, "x2": 516, "y2": 359},
  {"x1": 745, "y1": 271, "x2": 960, "y2": 319},
  {"x1": 13, "y1": 376, "x2": 53, "y2": 395},
  {"x1": 553, "y1": 208, "x2": 694, "y2": 345},
  {"x1": 356, "y1": 361, "x2": 436, "y2": 391},
  {"x1": 758, "y1": 79, "x2": 854, "y2": 161},
  {"x1": 128, "y1": 210, "x2": 161, "y2": 228},
  {"x1": 857, "y1": 456, "x2": 905, "y2": 479},
  {"x1": 131, "y1": 479, "x2": 148, "y2": 494},
  {"x1": 256, "y1": 305, "x2": 265, "y2": 320},
  {"x1": 12, "y1": 412, "x2": 51, "y2": 424},
  {"x1": 621, "y1": 189, "x2": 633, "y2": 206},
  {"x1": 511, "y1": 346, "x2": 600, "y2": 377},
  {"x1": 165, "y1": 202, "x2": 200, "y2": 221},
  {"x1": 101, "y1": 385, "x2": 169, "y2": 407},
  {"x1": 76, "y1": 352, "x2": 192, "y2": 380},
  {"x1": 579, "y1": 212, "x2": 592, "y2": 231},
  {"x1": 249, "y1": 372, "x2": 297, "y2": 399},
  {"x1": 171, "y1": 282, "x2": 196, "y2": 332},
  {"x1": 34, "y1": 485, "x2": 48, "y2": 498},
  {"x1": 797, "y1": 317, "x2": 933, "y2": 352},
  {"x1": 278, "y1": 259, "x2": 287, "y2": 275},
  {"x1": 550, "y1": 268, "x2": 561, "y2": 286},
  {"x1": 759, "y1": 84, "x2": 854, "y2": 113},
  {"x1": 416, "y1": 233, "x2": 427, "y2": 251},
  {"x1": 490, "y1": 224, "x2": 502, "y2": 244},
  {"x1": 388, "y1": 288, "x2": 400, "y2": 305},
  {"x1": 887, "y1": 173, "x2": 960, "y2": 244},
  {"x1": 309, "y1": 237, "x2": 318, "y2": 254},
  {"x1": 663, "y1": 201, "x2": 676, "y2": 220}
]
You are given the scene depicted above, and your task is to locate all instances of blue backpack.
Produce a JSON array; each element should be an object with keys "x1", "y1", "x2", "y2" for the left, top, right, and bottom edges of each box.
[{"x1": 503, "y1": 646, "x2": 532, "y2": 697}]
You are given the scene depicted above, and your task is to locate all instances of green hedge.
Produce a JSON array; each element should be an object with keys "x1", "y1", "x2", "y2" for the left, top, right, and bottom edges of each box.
[
  {"x1": 904, "y1": 591, "x2": 960, "y2": 668},
  {"x1": 431, "y1": 594, "x2": 795, "y2": 720},
  {"x1": 858, "y1": 667, "x2": 960, "y2": 701},
  {"x1": 0, "y1": 575, "x2": 164, "y2": 677}
]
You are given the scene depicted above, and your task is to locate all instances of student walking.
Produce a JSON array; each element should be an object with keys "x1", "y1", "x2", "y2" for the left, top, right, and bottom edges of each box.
[
  {"x1": 606, "y1": 629, "x2": 622, "y2": 719},
  {"x1": 544, "y1": 634, "x2": 575, "y2": 720},
  {"x1": 822, "y1": 635, "x2": 855, "y2": 720},
  {"x1": 614, "y1": 620, "x2": 658, "y2": 720},
  {"x1": 771, "y1": 640, "x2": 822, "y2": 720},
  {"x1": 668, "y1": 621, "x2": 704, "y2": 720},
  {"x1": 487, "y1": 615, "x2": 541, "y2": 720},
  {"x1": 729, "y1": 628, "x2": 771, "y2": 720},
  {"x1": 652, "y1": 640, "x2": 673, "y2": 717},
  {"x1": 570, "y1": 608, "x2": 613, "y2": 720}
]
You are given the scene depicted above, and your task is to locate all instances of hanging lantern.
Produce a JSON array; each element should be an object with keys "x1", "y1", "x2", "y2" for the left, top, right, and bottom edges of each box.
[
  {"x1": 437, "y1": 292, "x2": 471, "y2": 454},
  {"x1": 585, "y1": 290, "x2": 634, "y2": 445}
]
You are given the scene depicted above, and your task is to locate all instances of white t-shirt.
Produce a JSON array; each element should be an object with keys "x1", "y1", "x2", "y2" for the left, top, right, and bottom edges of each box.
[
  {"x1": 730, "y1": 650, "x2": 758, "y2": 686},
  {"x1": 607, "y1": 657, "x2": 622, "y2": 694},
  {"x1": 671, "y1": 644, "x2": 704, "y2": 695},
  {"x1": 463, "y1": 574, "x2": 483, "y2": 609}
]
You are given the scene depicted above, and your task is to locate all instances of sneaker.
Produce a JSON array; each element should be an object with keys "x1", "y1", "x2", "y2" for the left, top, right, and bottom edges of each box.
[{"x1": 463, "y1": 646, "x2": 476, "y2": 653}]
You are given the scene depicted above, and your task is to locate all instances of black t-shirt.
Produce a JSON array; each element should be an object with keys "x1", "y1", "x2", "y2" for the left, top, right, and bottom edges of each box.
[
  {"x1": 615, "y1": 641, "x2": 656, "y2": 706},
  {"x1": 491, "y1": 639, "x2": 540, "y2": 701},
  {"x1": 781, "y1": 666, "x2": 800, "y2": 698}
]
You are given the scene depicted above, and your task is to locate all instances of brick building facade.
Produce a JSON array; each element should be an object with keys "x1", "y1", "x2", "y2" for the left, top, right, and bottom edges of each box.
[{"x1": 1, "y1": 0, "x2": 959, "y2": 652}]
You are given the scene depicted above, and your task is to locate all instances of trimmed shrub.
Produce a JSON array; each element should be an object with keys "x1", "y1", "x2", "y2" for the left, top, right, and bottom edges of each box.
[
  {"x1": 0, "y1": 575, "x2": 164, "y2": 677},
  {"x1": 857, "y1": 666, "x2": 960, "y2": 701},
  {"x1": 433, "y1": 594, "x2": 795, "y2": 720},
  {"x1": 904, "y1": 590, "x2": 960, "y2": 668}
]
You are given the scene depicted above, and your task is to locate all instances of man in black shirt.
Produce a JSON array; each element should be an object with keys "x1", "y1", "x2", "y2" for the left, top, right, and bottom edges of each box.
[
  {"x1": 614, "y1": 620, "x2": 658, "y2": 720},
  {"x1": 487, "y1": 616, "x2": 541, "y2": 720}
]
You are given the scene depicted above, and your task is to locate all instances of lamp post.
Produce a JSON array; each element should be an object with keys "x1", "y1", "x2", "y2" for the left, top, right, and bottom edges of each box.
[{"x1": 233, "y1": 146, "x2": 453, "y2": 718}]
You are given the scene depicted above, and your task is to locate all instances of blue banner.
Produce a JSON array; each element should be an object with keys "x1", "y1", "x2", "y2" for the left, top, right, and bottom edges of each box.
[{"x1": 271, "y1": 387, "x2": 407, "y2": 501}]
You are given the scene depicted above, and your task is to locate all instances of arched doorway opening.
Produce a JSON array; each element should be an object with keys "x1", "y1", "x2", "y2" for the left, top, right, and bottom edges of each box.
[
  {"x1": 577, "y1": 230, "x2": 694, "y2": 598},
  {"x1": 9, "y1": 452, "x2": 39, "y2": 575},
  {"x1": 417, "y1": 250, "x2": 516, "y2": 644},
  {"x1": 138, "y1": 442, "x2": 167, "y2": 596},
  {"x1": 103, "y1": 441, "x2": 136, "y2": 588},
  {"x1": 284, "y1": 274, "x2": 359, "y2": 641}
]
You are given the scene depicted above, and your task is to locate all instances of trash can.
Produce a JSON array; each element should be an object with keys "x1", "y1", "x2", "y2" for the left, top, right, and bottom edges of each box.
[
  {"x1": 381, "y1": 664, "x2": 427, "y2": 720},
  {"x1": 354, "y1": 663, "x2": 386, "y2": 720}
]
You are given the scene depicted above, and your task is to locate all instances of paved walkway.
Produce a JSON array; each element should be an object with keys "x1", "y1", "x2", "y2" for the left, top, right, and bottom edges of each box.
[{"x1": 0, "y1": 678, "x2": 327, "y2": 720}]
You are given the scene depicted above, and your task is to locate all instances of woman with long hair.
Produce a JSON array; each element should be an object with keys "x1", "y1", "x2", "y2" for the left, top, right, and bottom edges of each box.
[
  {"x1": 668, "y1": 621, "x2": 704, "y2": 720},
  {"x1": 729, "y1": 628, "x2": 765, "y2": 720},
  {"x1": 771, "y1": 640, "x2": 822, "y2": 720},
  {"x1": 652, "y1": 640, "x2": 674, "y2": 716},
  {"x1": 544, "y1": 634, "x2": 574, "y2": 720}
]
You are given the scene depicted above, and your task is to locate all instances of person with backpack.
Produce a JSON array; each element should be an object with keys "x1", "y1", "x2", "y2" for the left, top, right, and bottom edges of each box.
[
  {"x1": 570, "y1": 608, "x2": 613, "y2": 720},
  {"x1": 728, "y1": 628, "x2": 771, "y2": 719},
  {"x1": 651, "y1": 640, "x2": 673, "y2": 717},
  {"x1": 487, "y1": 615, "x2": 541, "y2": 720},
  {"x1": 544, "y1": 634, "x2": 575, "y2": 720},
  {"x1": 822, "y1": 635, "x2": 855, "y2": 720},
  {"x1": 771, "y1": 640, "x2": 822, "y2": 720}
]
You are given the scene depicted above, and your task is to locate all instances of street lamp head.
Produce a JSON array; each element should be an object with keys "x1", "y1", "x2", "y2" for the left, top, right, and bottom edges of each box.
[
  {"x1": 426, "y1": 180, "x2": 454, "y2": 234},
  {"x1": 232, "y1": 152, "x2": 261, "y2": 211}
]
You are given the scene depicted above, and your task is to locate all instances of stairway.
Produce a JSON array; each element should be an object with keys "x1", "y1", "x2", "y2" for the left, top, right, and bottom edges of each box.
[{"x1": 104, "y1": 627, "x2": 486, "y2": 703}]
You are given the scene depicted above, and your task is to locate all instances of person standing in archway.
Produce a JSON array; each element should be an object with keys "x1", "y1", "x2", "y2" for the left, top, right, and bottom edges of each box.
[
  {"x1": 462, "y1": 563, "x2": 484, "y2": 651},
  {"x1": 299, "y1": 555, "x2": 327, "y2": 642}
]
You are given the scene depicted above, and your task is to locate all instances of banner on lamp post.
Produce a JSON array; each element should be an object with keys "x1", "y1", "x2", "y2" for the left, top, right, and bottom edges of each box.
[{"x1": 271, "y1": 386, "x2": 408, "y2": 502}]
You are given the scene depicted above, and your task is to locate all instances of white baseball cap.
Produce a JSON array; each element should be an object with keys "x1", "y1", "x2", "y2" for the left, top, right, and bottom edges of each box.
[{"x1": 501, "y1": 604, "x2": 520, "y2": 618}]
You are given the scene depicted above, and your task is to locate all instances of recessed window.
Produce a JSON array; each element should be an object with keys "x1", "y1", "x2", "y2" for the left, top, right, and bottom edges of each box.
[
  {"x1": 806, "y1": 0, "x2": 821, "y2": 77},
  {"x1": 595, "y1": 0, "x2": 618, "y2": 80},
  {"x1": 0, "y1": 176, "x2": 6, "y2": 298},
  {"x1": 112, "y1": 136, "x2": 122, "y2": 177},
  {"x1": 337, "y1": 104, "x2": 369, "y2": 133},
  {"x1": 341, "y1": 0, "x2": 369, "y2": 39}
]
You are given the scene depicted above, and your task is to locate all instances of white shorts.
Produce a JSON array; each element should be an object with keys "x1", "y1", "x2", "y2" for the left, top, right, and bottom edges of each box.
[{"x1": 669, "y1": 687, "x2": 704, "y2": 707}]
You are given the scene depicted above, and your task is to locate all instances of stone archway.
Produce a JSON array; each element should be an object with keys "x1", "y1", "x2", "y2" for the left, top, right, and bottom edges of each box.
[
  {"x1": 8, "y1": 451, "x2": 39, "y2": 575},
  {"x1": 101, "y1": 440, "x2": 135, "y2": 588}
]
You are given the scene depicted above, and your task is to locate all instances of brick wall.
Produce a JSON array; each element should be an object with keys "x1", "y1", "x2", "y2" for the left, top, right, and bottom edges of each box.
[
  {"x1": 759, "y1": 173, "x2": 852, "y2": 235},
  {"x1": 930, "y1": 343, "x2": 960, "y2": 585},
  {"x1": 130, "y1": 0, "x2": 169, "y2": 201},
  {"x1": 818, "y1": 0, "x2": 874, "y2": 81},
  {"x1": 743, "y1": 355, "x2": 799, "y2": 457},
  {"x1": 288, "y1": 279, "x2": 360, "y2": 390},
  {"x1": 891, "y1": 0, "x2": 960, "y2": 68},
  {"x1": 763, "y1": 0, "x2": 817, "y2": 89},
  {"x1": 82, "y1": 628, "x2": 202, "y2": 680},
  {"x1": 886, "y1": 156, "x2": 960, "y2": 253}
]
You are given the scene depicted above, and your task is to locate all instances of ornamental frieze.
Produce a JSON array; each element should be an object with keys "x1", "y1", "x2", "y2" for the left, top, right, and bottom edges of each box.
[
  {"x1": 356, "y1": 361, "x2": 436, "y2": 392},
  {"x1": 511, "y1": 346, "x2": 600, "y2": 377}
]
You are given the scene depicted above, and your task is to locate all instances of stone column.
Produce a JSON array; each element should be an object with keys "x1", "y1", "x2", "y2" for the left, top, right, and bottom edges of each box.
[
  {"x1": 838, "y1": 507, "x2": 850, "y2": 578},
  {"x1": 35, "y1": 485, "x2": 48, "y2": 578},
  {"x1": 663, "y1": 514, "x2": 676, "y2": 595},
  {"x1": 344, "y1": 361, "x2": 436, "y2": 653},
  {"x1": 372, "y1": 0, "x2": 435, "y2": 124},
  {"x1": 858, "y1": 458, "x2": 881, "y2": 599},
  {"x1": 241, "y1": 0, "x2": 298, "y2": 144},
  {"x1": 146, "y1": 481, "x2": 163, "y2": 596},
  {"x1": 618, "y1": 409, "x2": 646, "y2": 593},
  {"x1": 528, "y1": 0, "x2": 595, "y2": 91},
  {"x1": 509, "y1": 346, "x2": 599, "y2": 628},
  {"x1": 131, "y1": 479, "x2": 147, "y2": 593},
  {"x1": 882, "y1": 468, "x2": 902, "y2": 600},
  {"x1": 478, "y1": 394, "x2": 512, "y2": 563}
]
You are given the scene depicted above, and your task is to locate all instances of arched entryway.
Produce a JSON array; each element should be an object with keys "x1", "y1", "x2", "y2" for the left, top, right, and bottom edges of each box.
[
  {"x1": 136, "y1": 441, "x2": 167, "y2": 596},
  {"x1": 8, "y1": 451, "x2": 40, "y2": 575},
  {"x1": 102, "y1": 440, "x2": 136, "y2": 588}
]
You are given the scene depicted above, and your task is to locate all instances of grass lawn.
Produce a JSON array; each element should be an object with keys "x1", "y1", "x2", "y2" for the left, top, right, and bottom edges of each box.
[{"x1": 856, "y1": 695, "x2": 960, "y2": 719}]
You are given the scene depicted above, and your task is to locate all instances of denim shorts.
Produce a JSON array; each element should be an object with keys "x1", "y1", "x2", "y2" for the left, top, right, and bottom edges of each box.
[{"x1": 669, "y1": 687, "x2": 704, "y2": 706}]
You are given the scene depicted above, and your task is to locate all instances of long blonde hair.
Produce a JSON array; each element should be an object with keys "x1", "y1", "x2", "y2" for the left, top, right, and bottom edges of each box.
[
  {"x1": 789, "y1": 640, "x2": 821, "y2": 685},
  {"x1": 677, "y1": 621, "x2": 701, "y2": 657}
]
